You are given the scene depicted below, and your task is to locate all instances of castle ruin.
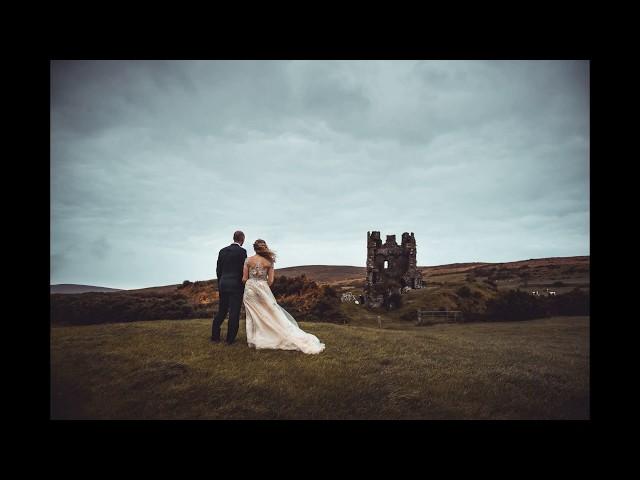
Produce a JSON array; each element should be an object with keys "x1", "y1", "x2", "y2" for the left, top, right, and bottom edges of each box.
[{"x1": 364, "y1": 231, "x2": 423, "y2": 308}]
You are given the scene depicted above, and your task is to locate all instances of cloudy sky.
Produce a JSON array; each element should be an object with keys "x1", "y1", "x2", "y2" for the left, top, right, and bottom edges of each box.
[{"x1": 50, "y1": 60, "x2": 589, "y2": 289}]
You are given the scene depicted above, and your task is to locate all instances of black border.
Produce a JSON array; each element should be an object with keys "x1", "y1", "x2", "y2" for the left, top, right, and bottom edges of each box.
[{"x1": 36, "y1": 25, "x2": 600, "y2": 454}]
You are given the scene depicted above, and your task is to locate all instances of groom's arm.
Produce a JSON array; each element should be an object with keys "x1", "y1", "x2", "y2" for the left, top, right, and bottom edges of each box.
[
  {"x1": 242, "y1": 260, "x2": 249, "y2": 284},
  {"x1": 240, "y1": 250, "x2": 248, "y2": 284},
  {"x1": 216, "y1": 250, "x2": 224, "y2": 280}
]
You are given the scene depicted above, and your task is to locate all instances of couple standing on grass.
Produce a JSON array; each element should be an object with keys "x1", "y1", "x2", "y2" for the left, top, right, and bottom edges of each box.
[{"x1": 211, "y1": 230, "x2": 325, "y2": 354}]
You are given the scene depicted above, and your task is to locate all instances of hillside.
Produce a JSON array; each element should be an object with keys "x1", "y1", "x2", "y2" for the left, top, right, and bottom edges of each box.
[
  {"x1": 274, "y1": 265, "x2": 366, "y2": 283},
  {"x1": 421, "y1": 256, "x2": 590, "y2": 295},
  {"x1": 115, "y1": 265, "x2": 366, "y2": 295},
  {"x1": 50, "y1": 316, "x2": 589, "y2": 419},
  {"x1": 107, "y1": 255, "x2": 589, "y2": 295},
  {"x1": 49, "y1": 255, "x2": 589, "y2": 326},
  {"x1": 419, "y1": 255, "x2": 589, "y2": 281},
  {"x1": 50, "y1": 284, "x2": 123, "y2": 294},
  {"x1": 125, "y1": 283, "x2": 183, "y2": 294},
  {"x1": 324, "y1": 255, "x2": 590, "y2": 327}
]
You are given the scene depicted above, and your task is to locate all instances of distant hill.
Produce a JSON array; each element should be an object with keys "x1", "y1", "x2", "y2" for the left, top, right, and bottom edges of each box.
[
  {"x1": 124, "y1": 284, "x2": 182, "y2": 295},
  {"x1": 114, "y1": 265, "x2": 367, "y2": 295},
  {"x1": 276, "y1": 265, "x2": 366, "y2": 283},
  {"x1": 50, "y1": 255, "x2": 589, "y2": 326},
  {"x1": 276, "y1": 257, "x2": 589, "y2": 283},
  {"x1": 52, "y1": 256, "x2": 589, "y2": 295},
  {"x1": 50, "y1": 284, "x2": 124, "y2": 294},
  {"x1": 419, "y1": 256, "x2": 589, "y2": 277}
]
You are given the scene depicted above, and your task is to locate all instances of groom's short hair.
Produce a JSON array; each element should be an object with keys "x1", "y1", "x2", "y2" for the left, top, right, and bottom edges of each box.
[{"x1": 233, "y1": 231, "x2": 245, "y2": 242}]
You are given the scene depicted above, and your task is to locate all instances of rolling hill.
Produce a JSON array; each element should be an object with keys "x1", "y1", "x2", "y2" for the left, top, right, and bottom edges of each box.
[
  {"x1": 50, "y1": 284, "x2": 124, "y2": 294},
  {"x1": 50, "y1": 256, "x2": 589, "y2": 327},
  {"x1": 50, "y1": 256, "x2": 589, "y2": 296},
  {"x1": 134, "y1": 255, "x2": 589, "y2": 292}
]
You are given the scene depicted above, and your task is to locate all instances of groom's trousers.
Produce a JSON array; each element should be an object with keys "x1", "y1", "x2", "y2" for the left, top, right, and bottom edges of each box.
[{"x1": 212, "y1": 290, "x2": 243, "y2": 343}]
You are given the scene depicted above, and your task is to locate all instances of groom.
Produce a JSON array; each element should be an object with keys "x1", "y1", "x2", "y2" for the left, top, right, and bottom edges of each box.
[{"x1": 211, "y1": 230, "x2": 247, "y2": 344}]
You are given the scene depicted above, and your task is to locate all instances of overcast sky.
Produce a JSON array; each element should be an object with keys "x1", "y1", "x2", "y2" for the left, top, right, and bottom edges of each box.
[{"x1": 50, "y1": 60, "x2": 589, "y2": 289}]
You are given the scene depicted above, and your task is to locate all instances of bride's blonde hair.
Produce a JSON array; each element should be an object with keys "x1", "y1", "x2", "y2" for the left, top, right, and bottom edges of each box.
[{"x1": 253, "y1": 239, "x2": 276, "y2": 264}]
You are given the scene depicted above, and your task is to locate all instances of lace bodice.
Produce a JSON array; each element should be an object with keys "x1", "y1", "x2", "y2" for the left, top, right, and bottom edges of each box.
[{"x1": 246, "y1": 258, "x2": 270, "y2": 281}]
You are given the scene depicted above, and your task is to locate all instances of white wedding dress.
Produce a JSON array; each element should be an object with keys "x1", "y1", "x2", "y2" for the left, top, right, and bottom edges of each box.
[{"x1": 243, "y1": 260, "x2": 325, "y2": 354}]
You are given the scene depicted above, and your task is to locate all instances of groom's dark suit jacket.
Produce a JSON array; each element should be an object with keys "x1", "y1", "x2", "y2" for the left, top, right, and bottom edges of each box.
[{"x1": 216, "y1": 243, "x2": 247, "y2": 292}]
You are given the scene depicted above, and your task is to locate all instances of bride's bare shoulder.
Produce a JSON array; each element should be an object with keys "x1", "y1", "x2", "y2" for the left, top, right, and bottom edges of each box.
[
  {"x1": 247, "y1": 255, "x2": 272, "y2": 267},
  {"x1": 257, "y1": 257, "x2": 273, "y2": 268}
]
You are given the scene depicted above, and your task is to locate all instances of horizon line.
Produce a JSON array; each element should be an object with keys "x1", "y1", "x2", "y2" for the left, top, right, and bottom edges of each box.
[{"x1": 51, "y1": 254, "x2": 590, "y2": 291}]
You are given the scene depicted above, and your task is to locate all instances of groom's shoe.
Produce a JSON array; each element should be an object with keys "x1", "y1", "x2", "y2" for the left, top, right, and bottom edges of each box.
[{"x1": 211, "y1": 337, "x2": 221, "y2": 343}]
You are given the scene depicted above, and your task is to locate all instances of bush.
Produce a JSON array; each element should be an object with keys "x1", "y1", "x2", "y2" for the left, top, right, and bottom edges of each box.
[
  {"x1": 50, "y1": 273, "x2": 351, "y2": 326},
  {"x1": 492, "y1": 269, "x2": 514, "y2": 280},
  {"x1": 547, "y1": 289, "x2": 589, "y2": 316},
  {"x1": 400, "y1": 310, "x2": 417, "y2": 321},
  {"x1": 457, "y1": 286, "x2": 472, "y2": 298},
  {"x1": 484, "y1": 289, "x2": 590, "y2": 322},
  {"x1": 484, "y1": 278, "x2": 498, "y2": 289},
  {"x1": 308, "y1": 285, "x2": 349, "y2": 324},
  {"x1": 271, "y1": 275, "x2": 347, "y2": 324},
  {"x1": 462, "y1": 312, "x2": 485, "y2": 322},
  {"x1": 384, "y1": 292, "x2": 403, "y2": 310},
  {"x1": 485, "y1": 290, "x2": 546, "y2": 321},
  {"x1": 50, "y1": 291, "x2": 212, "y2": 326},
  {"x1": 475, "y1": 266, "x2": 497, "y2": 277},
  {"x1": 271, "y1": 274, "x2": 318, "y2": 297}
]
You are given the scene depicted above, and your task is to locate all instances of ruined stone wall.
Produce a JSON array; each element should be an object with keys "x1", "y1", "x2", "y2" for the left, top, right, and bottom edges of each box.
[{"x1": 364, "y1": 231, "x2": 423, "y2": 308}]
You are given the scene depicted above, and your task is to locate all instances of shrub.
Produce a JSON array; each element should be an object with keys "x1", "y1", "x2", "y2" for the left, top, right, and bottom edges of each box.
[
  {"x1": 485, "y1": 290, "x2": 546, "y2": 321},
  {"x1": 484, "y1": 278, "x2": 498, "y2": 289},
  {"x1": 400, "y1": 310, "x2": 417, "y2": 321},
  {"x1": 308, "y1": 285, "x2": 349, "y2": 324},
  {"x1": 50, "y1": 291, "x2": 208, "y2": 326},
  {"x1": 457, "y1": 286, "x2": 472, "y2": 298},
  {"x1": 483, "y1": 289, "x2": 590, "y2": 322},
  {"x1": 271, "y1": 274, "x2": 318, "y2": 297},
  {"x1": 475, "y1": 266, "x2": 496, "y2": 277},
  {"x1": 384, "y1": 292, "x2": 403, "y2": 310},
  {"x1": 547, "y1": 288, "x2": 589, "y2": 316},
  {"x1": 492, "y1": 269, "x2": 513, "y2": 280},
  {"x1": 271, "y1": 275, "x2": 347, "y2": 324}
]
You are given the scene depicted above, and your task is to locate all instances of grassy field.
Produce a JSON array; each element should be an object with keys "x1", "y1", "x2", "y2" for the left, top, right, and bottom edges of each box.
[{"x1": 51, "y1": 315, "x2": 589, "y2": 420}]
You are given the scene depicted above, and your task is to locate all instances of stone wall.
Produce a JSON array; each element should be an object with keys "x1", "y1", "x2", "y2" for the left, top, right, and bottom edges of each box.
[{"x1": 364, "y1": 231, "x2": 423, "y2": 308}]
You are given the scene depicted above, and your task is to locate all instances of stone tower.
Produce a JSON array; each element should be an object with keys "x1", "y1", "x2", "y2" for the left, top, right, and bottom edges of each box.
[{"x1": 364, "y1": 231, "x2": 423, "y2": 308}]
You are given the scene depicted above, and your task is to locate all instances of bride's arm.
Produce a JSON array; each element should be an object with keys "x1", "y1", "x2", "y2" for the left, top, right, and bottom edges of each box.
[
  {"x1": 268, "y1": 264, "x2": 275, "y2": 286},
  {"x1": 242, "y1": 259, "x2": 249, "y2": 284}
]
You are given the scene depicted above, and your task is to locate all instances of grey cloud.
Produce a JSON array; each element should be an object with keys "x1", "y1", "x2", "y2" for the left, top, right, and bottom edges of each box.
[{"x1": 50, "y1": 60, "x2": 589, "y2": 289}]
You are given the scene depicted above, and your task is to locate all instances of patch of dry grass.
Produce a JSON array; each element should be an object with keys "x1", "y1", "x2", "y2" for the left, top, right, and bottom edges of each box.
[{"x1": 50, "y1": 316, "x2": 589, "y2": 420}]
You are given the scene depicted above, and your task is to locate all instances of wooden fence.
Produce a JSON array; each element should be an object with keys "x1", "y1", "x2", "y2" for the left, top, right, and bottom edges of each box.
[{"x1": 416, "y1": 310, "x2": 463, "y2": 325}]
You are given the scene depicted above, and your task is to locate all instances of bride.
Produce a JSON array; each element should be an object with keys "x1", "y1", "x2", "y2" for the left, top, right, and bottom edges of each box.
[{"x1": 242, "y1": 239, "x2": 325, "y2": 354}]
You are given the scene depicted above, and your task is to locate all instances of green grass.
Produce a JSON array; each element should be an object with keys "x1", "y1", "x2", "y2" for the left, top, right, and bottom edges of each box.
[{"x1": 50, "y1": 316, "x2": 589, "y2": 420}]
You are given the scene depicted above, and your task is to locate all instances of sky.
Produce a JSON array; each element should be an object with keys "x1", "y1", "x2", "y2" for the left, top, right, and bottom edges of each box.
[{"x1": 50, "y1": 60, "x2": 589, "y2": 289}]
